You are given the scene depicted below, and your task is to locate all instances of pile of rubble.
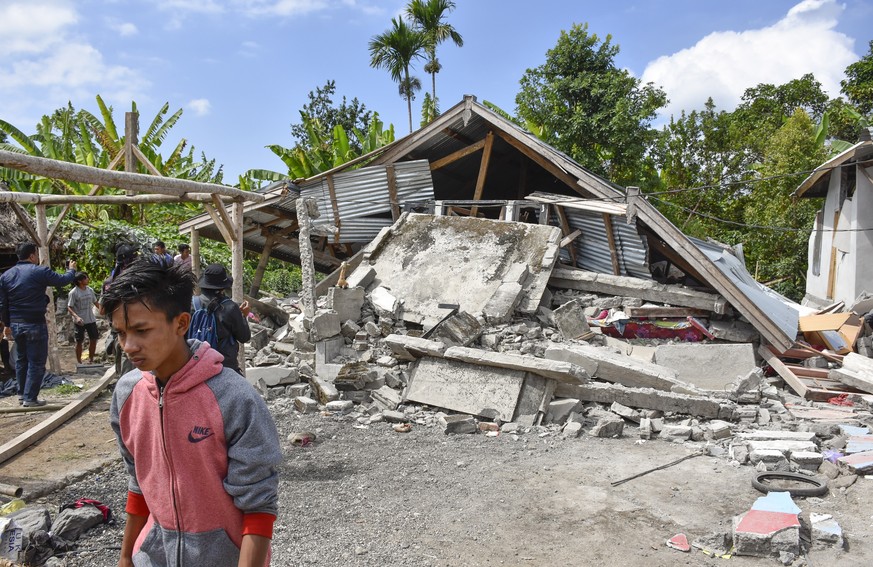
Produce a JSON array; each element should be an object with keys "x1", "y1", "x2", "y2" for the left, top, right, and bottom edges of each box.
[{"x1": 235, "y1": 213, "x2": 872, "y2": 560}]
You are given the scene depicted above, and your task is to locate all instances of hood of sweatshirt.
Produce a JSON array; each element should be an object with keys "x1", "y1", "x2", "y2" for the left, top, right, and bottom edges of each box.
[{"x1": 139, "y1": 340, "x2": 225, "y2": 399}]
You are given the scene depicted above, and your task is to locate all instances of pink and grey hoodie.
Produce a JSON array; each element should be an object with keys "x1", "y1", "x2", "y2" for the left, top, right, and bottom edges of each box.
[{"x1": 110, "y1": 340, "x2": 281, "y2": 566}]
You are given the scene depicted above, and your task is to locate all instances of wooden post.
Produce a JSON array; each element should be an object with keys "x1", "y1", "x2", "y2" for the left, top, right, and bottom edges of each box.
[
  {"x1": 231, "y1": 201, "x2": 245, "y2": 375},
  {"x1": 190, "y1": 228, "x2": 201, "y2": 286},
  {"x1": 386, "y1": 164, "x2": 400, "y2": 221},
  {"x1": 249, "y1": 235, "x2": 275, "y2": 298},
  {"x1": 470, "y1": 131, "x2": 494, "y2": 217},
  {"x1": 296, "y1": 197, "x2": 319, "y2": 320},
  {"x1": 35, "y1": 205, "x2": 61, "y2": 374},
  {"x1": 602, "y1": 213, "x2": 622, "y2": 276}
]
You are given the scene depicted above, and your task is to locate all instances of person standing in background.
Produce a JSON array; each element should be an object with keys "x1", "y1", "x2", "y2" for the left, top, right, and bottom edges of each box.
[
  {"x1": 0, "y1": 242, "x2": 76, "y2": 406},
  {"x1": 67, "y1": 272, "x2": 101, "y2": 364},
  {"x1": 173, "y1": 243, "x2": 192, "y2": 270},
  {"x1": 152, "y1": 241, "x2": 173, "y2": 266}
]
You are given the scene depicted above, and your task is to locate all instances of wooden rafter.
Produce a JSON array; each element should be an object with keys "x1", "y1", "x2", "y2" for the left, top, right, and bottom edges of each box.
[
  {"x1": 470, "y1": 131, "x2": 494, "y2": 217},
  {"x1": 602, "y1": 213, "x2": 622, "y2": 276},
  {"x1": 429, "y1": 138, "x2": 487, "y2": 171}
]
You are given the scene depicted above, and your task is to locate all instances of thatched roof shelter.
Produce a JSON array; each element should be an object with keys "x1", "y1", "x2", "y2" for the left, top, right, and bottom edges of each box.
[{"x1": 0, "y1": 202, "x2": 36, "y2": 252}]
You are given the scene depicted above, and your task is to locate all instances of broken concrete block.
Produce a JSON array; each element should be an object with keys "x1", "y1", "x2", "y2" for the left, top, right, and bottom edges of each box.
[
  {"x1": 341, "y1": 320, "x2": 361, "y2": 339},
  {"x1": 326, "y1": 286, "x2": 365, "y2": 323},
  {"x1": 555, "y1": 381, "x2": 733, "y2": 420},
  {"x1": 733, "y1": 492, "x2": 800, "y2": 557},
  {"x1": 545, "y1": 398, "x2": 581, "y2": 425},
  {"x1": 545, "y1": 344, "x2": 683, "y2": 391},
  {"x1": 654, "y1": 343, "x2": 756, "y2": 391},
  {"x1": 750, "y1": 449, "x2": 788, "y2": 468},
  {"x1": 444, "y1": 346, "x2": 588, "y2": 384},
  {"x1": 845, "y1": 435, "x2": 873, "y2": 454},
  {"x1": 294, "y1": 396, "x2": 318, "y2": 414},
  {"x1": 730, "y1": 443, "x2": 750, "y2": 464},
  {"x1": 310, "y1": 311, "x2": 341, "y2": 342},
  {"x1": 553, "y1": 299, "x2": 591, "y2": 340},
  {"x1": 246, "y1": 367, "x2": 299, "y2": 388},
  {"x1": 371, "y1": 385, "x2": 403, "y2": 411},
  {"x1": 334, "y1": 362, "x2": 376, "y2": 391},
  {"x1": 660, "y1": 425, "x2": 692, "y2": 441},
  {"x1": 590, "y1": 416, "x2": 624, "y2": 438},
  {"x1": 837, "y1": 450, "x2": 873, "y2": 474},
  {"x1": 287, "y1": 383, "x2": 309, "y2": 398},
  {"x1": 325, "y1": 400, "x2": 354, "y2": 414},
  {"x1": 639, "y1": 417, "x2": 652, "y2": 439},
  {"x1": 691, "y1": 532, "x2": 732, "y2": 557},
  {"x1": 810, "y1": 513, "x2": 844, "y2": 549},
  {"x1": 819, "y1": 459, "x2": 841, "y2": 479},
  {"x1": 383, "y1": 334, "x2": 447, "y2": 361},
  {"x1": 562, "y1": 421, "x2": 583, "y2": 438},
  {"x1": 405, "y1": 357, "x2": 525, "y2": 422},
  {"x1": 610, "y1": 401, "x2": 641, "y2": 423},
  {"x1": 346, "y1": 265, "x2": 375, "y2": 290},
  {"x1": 705, "y1": 420, "x2": 733, "y2": 440},
  {"x1": 315, "y1": 336, "x2": 344, "y2": 365},
  {"x1": 309, "y1": 376, "x2": 339, "y2": 405},
  {"x1": 790, "y1": 451, "x2": 823, "y2": 471},
  {"x1": 738, "y1": 431, "x2": 817, "y2": 443},
  {"x1": 745, "y1": 440, "x2": 818, "y2": 456},
  {"x1": 440, "y1": 414, "x2": 477, "y2": 434},
  {"x1": 708, "y1": 319, "x2": 759, "y2": 343},
  {"x1": 482, "y1": 281, "x2": 524, "y2": 325},
  {"x1": 364, "y1": 321, "x2": 381, "y2": 338},
  {"x1": 428, "y1": 311, "x2": 482, "y2": 347},
  {"x1": 249, "y1": 327, "x2": 271, "y2": 352},
  {"x1": 370, "y1": 286, "x2": 400, "y2": 317}
]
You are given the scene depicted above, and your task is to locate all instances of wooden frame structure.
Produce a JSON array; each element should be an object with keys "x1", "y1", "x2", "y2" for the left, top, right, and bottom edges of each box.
[{"x1": 0, "y1": 116, "x2": 264, "y2": 373}]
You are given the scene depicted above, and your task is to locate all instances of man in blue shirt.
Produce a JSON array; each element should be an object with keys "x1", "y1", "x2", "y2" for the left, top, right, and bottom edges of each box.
[{"x1": 0, "y1": 242, "x2": 77, "y2": 406}]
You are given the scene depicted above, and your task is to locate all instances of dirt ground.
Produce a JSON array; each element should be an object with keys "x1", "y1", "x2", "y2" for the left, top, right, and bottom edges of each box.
[{"x1": 2, "y1": 346, "x2": 872, "y2": 566}]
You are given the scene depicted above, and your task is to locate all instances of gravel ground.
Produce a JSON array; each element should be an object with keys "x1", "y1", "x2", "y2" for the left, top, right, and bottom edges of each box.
[{"x1": 30, "y1": 396, "x2": 873, "y2": 567}]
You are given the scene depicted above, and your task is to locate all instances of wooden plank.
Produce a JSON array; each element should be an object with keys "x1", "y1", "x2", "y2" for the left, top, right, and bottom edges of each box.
[
  {"x1": 211, "y1": 194, "x2": 238, "y2": 242},
  {"x1": 554, "y1": 206, "x2": 578, "y2": 266},
  {"x1": 625, "y1": 306, "x2": 710, "y2": 318},
  {"x1": 132, "y1": 145, "x2": 163, "y2": 177},
  {"x1": 429, "y1": 138, "x2": 486, "y2": 170},
  {"x1": 759, "y1": 344, "x2": 810, "y2": 399},
  {"x1": 9, "y1": 202, "x2": 39, "y2": 242},
  {"x1": 249, "y1": 235, "x2": 276, "y2": 298},
  {"x1": 470, "y1": 132, "x2": 494, "y2": 217},
  {"x1": 602, "y1": 212, "x2": 621, "y2": 276},
  {"x1": 0, "y1": 368, "x2": 115, "y2": 466},
  {"x1": 559, "y1": 229, "x2": 583, "y2": 248},
  {"x1": 386, "y1": 164, "x2": 400, "y2": 221},
  {"x1": 827, "y1": 209, "x2": 840, "y2": 300},
  {"x1": 203, "y1": 202, "x2": 234, "y2": 246},
  {"x1": 231, "y1": 201, "x2": 245, "y2": 375},
  {"x1": 785, "y1": 366, "x2": 830, "y2": 379}
]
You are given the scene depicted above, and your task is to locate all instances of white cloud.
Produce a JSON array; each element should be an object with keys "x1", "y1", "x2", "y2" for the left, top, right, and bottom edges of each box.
[
  {"x1": 188, "y1": 98, "x2": 212, "y2": 116},
  {"x1": 640, "y1": 0, "x2": 857, "y2": 120},
  {"x1": 232, "y1": 0, "x2": 329, "y2": 16},
  {"x1": 157, "y1": 0, "x2": 225, "y2": 14},
  {"x1": 111, "y1": 21, "x2": 139, "y2": 36},
  {"x1": 0, "y1": 0, "x2": 148, "y2": 128},
  {"x1": 0, "y1": 1, "x2": 78, "y2": 56}
]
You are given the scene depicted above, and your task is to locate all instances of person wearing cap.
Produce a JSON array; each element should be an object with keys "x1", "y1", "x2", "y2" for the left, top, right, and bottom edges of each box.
[
  {"x1": 0, "y1": 242, "x2": 77, "y2": 406},
  {"x1": 193, "y1": 264, "x2": 251, "y2": 375},
  {"x1": 173, "y1": 243, "x2": 192, "y2": 270}
]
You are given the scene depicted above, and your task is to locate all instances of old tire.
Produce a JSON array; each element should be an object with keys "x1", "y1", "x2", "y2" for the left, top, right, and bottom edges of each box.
[{"x1": 752, "y1": 471, "x2": 828, "y2": 497}]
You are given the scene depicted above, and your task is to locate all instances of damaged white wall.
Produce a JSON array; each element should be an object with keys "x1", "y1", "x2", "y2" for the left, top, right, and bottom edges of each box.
[{"x1": 806, "y1": 163, "x2": 873, "y2": 306}]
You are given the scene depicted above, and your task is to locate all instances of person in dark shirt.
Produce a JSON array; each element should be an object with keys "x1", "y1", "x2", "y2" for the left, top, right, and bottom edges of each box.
[
  {"x1": 0, "y1": 242, "x2": 76, "y2": 406},
  {"x1": 193, "y1": 264, "x2": 251, "y2": 375}
]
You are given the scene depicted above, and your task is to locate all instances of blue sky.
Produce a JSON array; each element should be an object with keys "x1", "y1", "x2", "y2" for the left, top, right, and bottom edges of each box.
[{"x1": 1, "y1": 0, "x2": 870, "y2": 183}]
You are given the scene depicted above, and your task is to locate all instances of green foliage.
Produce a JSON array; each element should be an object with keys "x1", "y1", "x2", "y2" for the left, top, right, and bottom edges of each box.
[
  {"x1": 46, "y1": 384, "x2": 82, "y2": 396},
  {"x1": 515, "y1": 23, "x2": 666, "y2": 187},
  {"x1": 369, "y1": 16, "x2": 427, "y2": 133},
  {"x1": 742, "y1": 111, "x2": 827, "y2": 299},
  {"x1": 842, "y1": 40, "x2": 873, "y2": 115},
  {"x1": 259, "y1": 260, "x2": 303, "y2": 296},
  {"x1": 290, "y1": 81, "x2": 374, "y2": 153}
]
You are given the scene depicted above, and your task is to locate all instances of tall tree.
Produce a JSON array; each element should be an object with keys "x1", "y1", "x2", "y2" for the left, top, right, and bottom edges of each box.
[
  {"x1": 405, "y1": 0, "x2": 463, "y2": 120},
  {"x1": 369, "y1": 16, "x2": 426, "y2": 133},
  {"x1": 842, "y1": 40, "x2": 873, "y2": 115},
  {"x1": 515, "y1": 23, "x2": 666, "y2": 186},
  {"x1": 290, "y1": 80, "x2": 373, "y2": 152}
]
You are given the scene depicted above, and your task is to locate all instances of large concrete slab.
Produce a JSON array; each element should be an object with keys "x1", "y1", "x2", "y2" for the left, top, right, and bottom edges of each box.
[
  {"x1": 545, "y1": 344, "x2": 682, "y2": 391},
  {"x1": 654, "y1": 343, "x2": 757, "y2": 391},
  {"x1": 444, "y1": 346, "x2": 588, "y2": 384},
  {"x1": 362, "y1": 214, "x2": 561, "y2": 329},
  {"x1": 555, "y1": 381, "x2": 734, "y2": 419},
  {"x1": 405, "y1": 357, "x2": 525, "y2": 421}
]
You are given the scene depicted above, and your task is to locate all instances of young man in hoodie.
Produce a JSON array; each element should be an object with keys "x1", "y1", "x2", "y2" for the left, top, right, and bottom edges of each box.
[{"x1": 103, "y1": 259, "x2": 281, "y2": 567}]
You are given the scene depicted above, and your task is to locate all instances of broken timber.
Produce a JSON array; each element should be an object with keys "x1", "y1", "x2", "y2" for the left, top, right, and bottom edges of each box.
[
  {"x1": 759, "y1": 345, "x2": 861, "y2": 401},
  {"x1": 0, "y1": 367, "x2": 116, "y2": 466},
  {"x1": 549, "y1": 268, "x2": 729, "y2": 314}
]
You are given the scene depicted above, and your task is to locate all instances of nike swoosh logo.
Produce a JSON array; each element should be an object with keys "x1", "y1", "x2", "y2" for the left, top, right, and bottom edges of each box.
[{"x1": 188, "y1": 432, "x2": 214, "y2": 443}]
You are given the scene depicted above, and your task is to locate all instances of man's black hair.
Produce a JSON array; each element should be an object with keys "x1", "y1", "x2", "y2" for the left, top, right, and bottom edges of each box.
[
  {"x1": 178, "y1": 243, "x2": 190, "y2": 252},
  {"x1": 74, "y1": 272, "x2": 89, "y2": 284},
  {"x1": 101, "y1": 258, "x2": 195, "y2": 325},
  {"x1": 154, "y1": 241, "x2": 166, "y2": 249},
  {"x1": 16, "y1": 242, "x2": 36, "y2": 260}
]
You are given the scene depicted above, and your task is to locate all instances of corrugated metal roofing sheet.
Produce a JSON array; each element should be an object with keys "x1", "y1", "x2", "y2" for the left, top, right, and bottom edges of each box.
[{"x1": 554, "y1": 208, "x2": 650, "y2": 278}]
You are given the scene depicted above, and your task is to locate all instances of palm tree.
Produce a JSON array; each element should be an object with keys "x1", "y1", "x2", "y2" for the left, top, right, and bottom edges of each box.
[
  {"x1": 369, "y1": 16, "x2": 426, "y2": 133},
  {"x1": 406, "y1": 0, "x2": 463, "y2": 119}
]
